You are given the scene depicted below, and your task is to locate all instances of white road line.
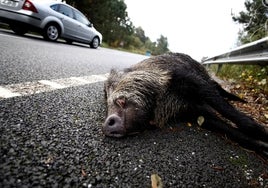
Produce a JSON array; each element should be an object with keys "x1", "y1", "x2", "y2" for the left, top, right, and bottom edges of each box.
[
  {"x1": 38, "y1": 80, "x2": 66, "y2": 89},
  {"x1": 70, "y1": 77, "x2": 91, "y2": 84},
  {"x1": 0, "y1": 86, "x2": 21, "y2": 98},
  {"x1": 0, "y1": 74, "x2": 108, "y2": 99},
  {"x1": 91, "y1": 75, "x2": 107, "y2": 82}
]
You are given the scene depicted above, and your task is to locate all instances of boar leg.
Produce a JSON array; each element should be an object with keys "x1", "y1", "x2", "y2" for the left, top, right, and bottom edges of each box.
[
  {"x1": 205, "y1": 94, "x2": 268, "y2": 142},
  {"x1": 197, "y1": 106, "x2": 268, "y2": 158},
  {"x1": 175, "y1": 74, "x2": 267, "y2": 142}
]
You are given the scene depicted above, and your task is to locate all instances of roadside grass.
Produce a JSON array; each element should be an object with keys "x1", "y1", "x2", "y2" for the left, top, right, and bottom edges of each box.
[
  {"x1": 208, "y1": 64, "x2": 268, "y2": 95},
  {"x1": 101, "y1": 42, "x2": 149, "y2": 56},
  {"x1": 228, "y1": 154, "x2": 248, "y2": 167}
]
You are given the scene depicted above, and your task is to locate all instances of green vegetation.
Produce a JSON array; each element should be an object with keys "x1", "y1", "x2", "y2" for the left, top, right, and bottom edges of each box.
[
  {"x1": 228, "y1": 154, "x2": 249, "y2": 167},
  {"x1": 232, "y1": 0, "x2": 267, "y2": 43},
  {"x1": 210, "y1": 64, "x2": 268, "y2": 94},
  {"x1": 64, "y1": 0, "x2": 169, "y2": 55},
  {"x1": 211, "y1": 0, "x2": 268, "y2": 94}
]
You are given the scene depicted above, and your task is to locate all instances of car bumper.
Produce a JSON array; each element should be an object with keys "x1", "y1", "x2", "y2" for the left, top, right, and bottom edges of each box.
[{"x1": 0, "y1": 8, "x2": 41, "y2": 27}]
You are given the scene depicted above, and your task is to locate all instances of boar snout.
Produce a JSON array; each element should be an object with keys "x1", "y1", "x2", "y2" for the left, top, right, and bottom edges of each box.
[{"x1": 102, "y1": 114, "x2": 126, "y2": 137}]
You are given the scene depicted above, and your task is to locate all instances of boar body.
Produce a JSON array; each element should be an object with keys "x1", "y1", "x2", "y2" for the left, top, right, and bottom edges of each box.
[{"x1": 103, "y1": 53, "x2": 268, "y2": 156}]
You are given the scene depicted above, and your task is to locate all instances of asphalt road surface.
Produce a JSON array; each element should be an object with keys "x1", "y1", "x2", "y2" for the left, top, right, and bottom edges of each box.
[{"x1": 0, "y1": 29, "x2": 267, "y2": 188}]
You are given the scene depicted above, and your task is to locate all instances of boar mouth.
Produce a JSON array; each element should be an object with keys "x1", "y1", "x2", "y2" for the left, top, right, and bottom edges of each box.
[
  {"x1": 106, "y1": 130, "x2": 141, "y2": 138},
  {"x1": 102, "y1": 126, "x2": 127, "y2": 138},
  {"x1": 107, "y1": 131, "x2": 125, "y2": 138}
]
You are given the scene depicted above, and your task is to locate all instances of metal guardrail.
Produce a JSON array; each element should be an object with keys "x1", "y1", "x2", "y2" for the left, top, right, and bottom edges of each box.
[{"x1": 202, "y1": 37, "x2": 268, "y2": 65}]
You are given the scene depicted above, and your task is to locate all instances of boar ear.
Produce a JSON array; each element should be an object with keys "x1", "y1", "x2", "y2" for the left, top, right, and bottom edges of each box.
[{"x1": 116, "y1": 97, "x2": 126, "y2": 108}]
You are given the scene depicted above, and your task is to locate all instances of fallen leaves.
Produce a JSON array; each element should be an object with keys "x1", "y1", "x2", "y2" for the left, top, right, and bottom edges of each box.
[
  {"x1": 210, "y1": 164, "x2": 225, "y2": 171},
  {"x1": 81, "y1": 168, "x2": 87, "y2": 177},
  {"x1": 197, "y1": 116, "x2": 205, "y2": 126},
  {"x1": 186, "y1": 122, "x2": 192, "y2": 127},
  {"x1": 151, "y1": 174, "x2": 163, "y2": 188},
  {"x1": 42, "y1": 155, "x2": 54, "y2": 166},
  {"x1": 225, "y1": 81, "x2": 268, "y2": 126}
]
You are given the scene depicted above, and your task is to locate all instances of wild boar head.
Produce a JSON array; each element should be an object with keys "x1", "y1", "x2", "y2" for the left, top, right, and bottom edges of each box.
[{"x1": 102, "y1": 69, "x2": 170, "y2": 137}]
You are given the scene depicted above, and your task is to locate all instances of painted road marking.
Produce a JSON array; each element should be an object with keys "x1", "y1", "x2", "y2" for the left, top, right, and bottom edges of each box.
[
  {"x1": 70, "y1": 77, "x2": 91, "y2": 84},
  {"x1": 0, "y1": 86, "x2": 21, "y2": 98},
  {"x1": 0, "y1": 74, "x2": 108, "y2": 99},
  {"x1": 38, "y1": 80, "x2": 66, "y2": 89}
]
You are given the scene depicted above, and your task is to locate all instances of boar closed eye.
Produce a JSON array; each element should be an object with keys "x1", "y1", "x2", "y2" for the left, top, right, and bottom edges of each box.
[{"x1": 116, "y1": 98, "x2": 126, "y2": 108}]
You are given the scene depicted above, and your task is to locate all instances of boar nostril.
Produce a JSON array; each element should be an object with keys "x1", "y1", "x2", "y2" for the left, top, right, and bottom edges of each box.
[
  {"x1": 108, "y1": 118, "x2": 115, "y2": 126},
  {"x1": 103, "y1": 114, "x2": 126, "y2": 137}
]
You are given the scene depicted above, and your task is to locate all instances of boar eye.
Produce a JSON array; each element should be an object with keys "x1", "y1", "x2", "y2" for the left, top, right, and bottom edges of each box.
[{"x1": 115, "y1": 96, "x2": 126, "y2": 108}]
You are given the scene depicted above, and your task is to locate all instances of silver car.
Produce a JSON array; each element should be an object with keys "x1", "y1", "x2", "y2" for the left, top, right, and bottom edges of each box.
[{"x1": 0, "y1": 0, "x2": 102, "y2": 48}]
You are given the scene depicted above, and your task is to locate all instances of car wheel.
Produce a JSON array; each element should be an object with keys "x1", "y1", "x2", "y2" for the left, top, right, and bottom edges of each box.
[
  {"x1": 90, "y1": 37, "x2": 99, "y2": 49},
  {"x1": 43, "y1": 24, "x2": 60, "y2": 41},
  {"x1": 10, "y1": 24, "x2": 27, "y2": 35}
]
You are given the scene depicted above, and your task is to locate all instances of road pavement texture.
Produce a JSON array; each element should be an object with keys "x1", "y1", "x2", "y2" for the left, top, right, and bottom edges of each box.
[{"x1": 1, "y1": 81, "x2": 268, "y2": 188}]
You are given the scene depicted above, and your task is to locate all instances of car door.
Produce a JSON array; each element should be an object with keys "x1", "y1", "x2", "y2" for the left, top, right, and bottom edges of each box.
[
  {"x1": 55, "y1": 4, "x2": 77, "y2": 38},
  {"x1": 73, "y1": 9, "x2": 94, "y2": 42}
]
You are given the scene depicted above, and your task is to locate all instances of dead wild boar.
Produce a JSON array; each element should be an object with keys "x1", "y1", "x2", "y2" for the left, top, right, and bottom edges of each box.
[{"x1": 103, "y1": 52, "x2": 268, "y2": 157}]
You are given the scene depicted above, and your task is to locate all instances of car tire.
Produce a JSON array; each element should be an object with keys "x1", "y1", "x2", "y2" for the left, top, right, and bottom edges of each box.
[
  {"x1": 90, "y1": 37, "x2": 99, "y2": 49},
  {"x1": 43, "y1": 23, "x2": 60, "y2": 41},
  {"x1": 10, "y1": 24, "x2": 27, "y2": 35}
]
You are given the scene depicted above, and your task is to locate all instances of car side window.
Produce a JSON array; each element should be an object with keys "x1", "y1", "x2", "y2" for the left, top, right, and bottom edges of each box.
[
  {"x1": 74, "y1": 10, "x2": 90, "y2": 26},
  {"x1": 57, "y1": 4, "x2": 73, "y2": 18},
  {"x1": 50, "y1": 4, "x2": 58, "y2": 11}
]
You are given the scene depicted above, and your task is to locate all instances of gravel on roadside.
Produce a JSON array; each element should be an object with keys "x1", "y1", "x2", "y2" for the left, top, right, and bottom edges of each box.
[{"x1": 0, "y1": 83, "x2": 267, "y2": 187}]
